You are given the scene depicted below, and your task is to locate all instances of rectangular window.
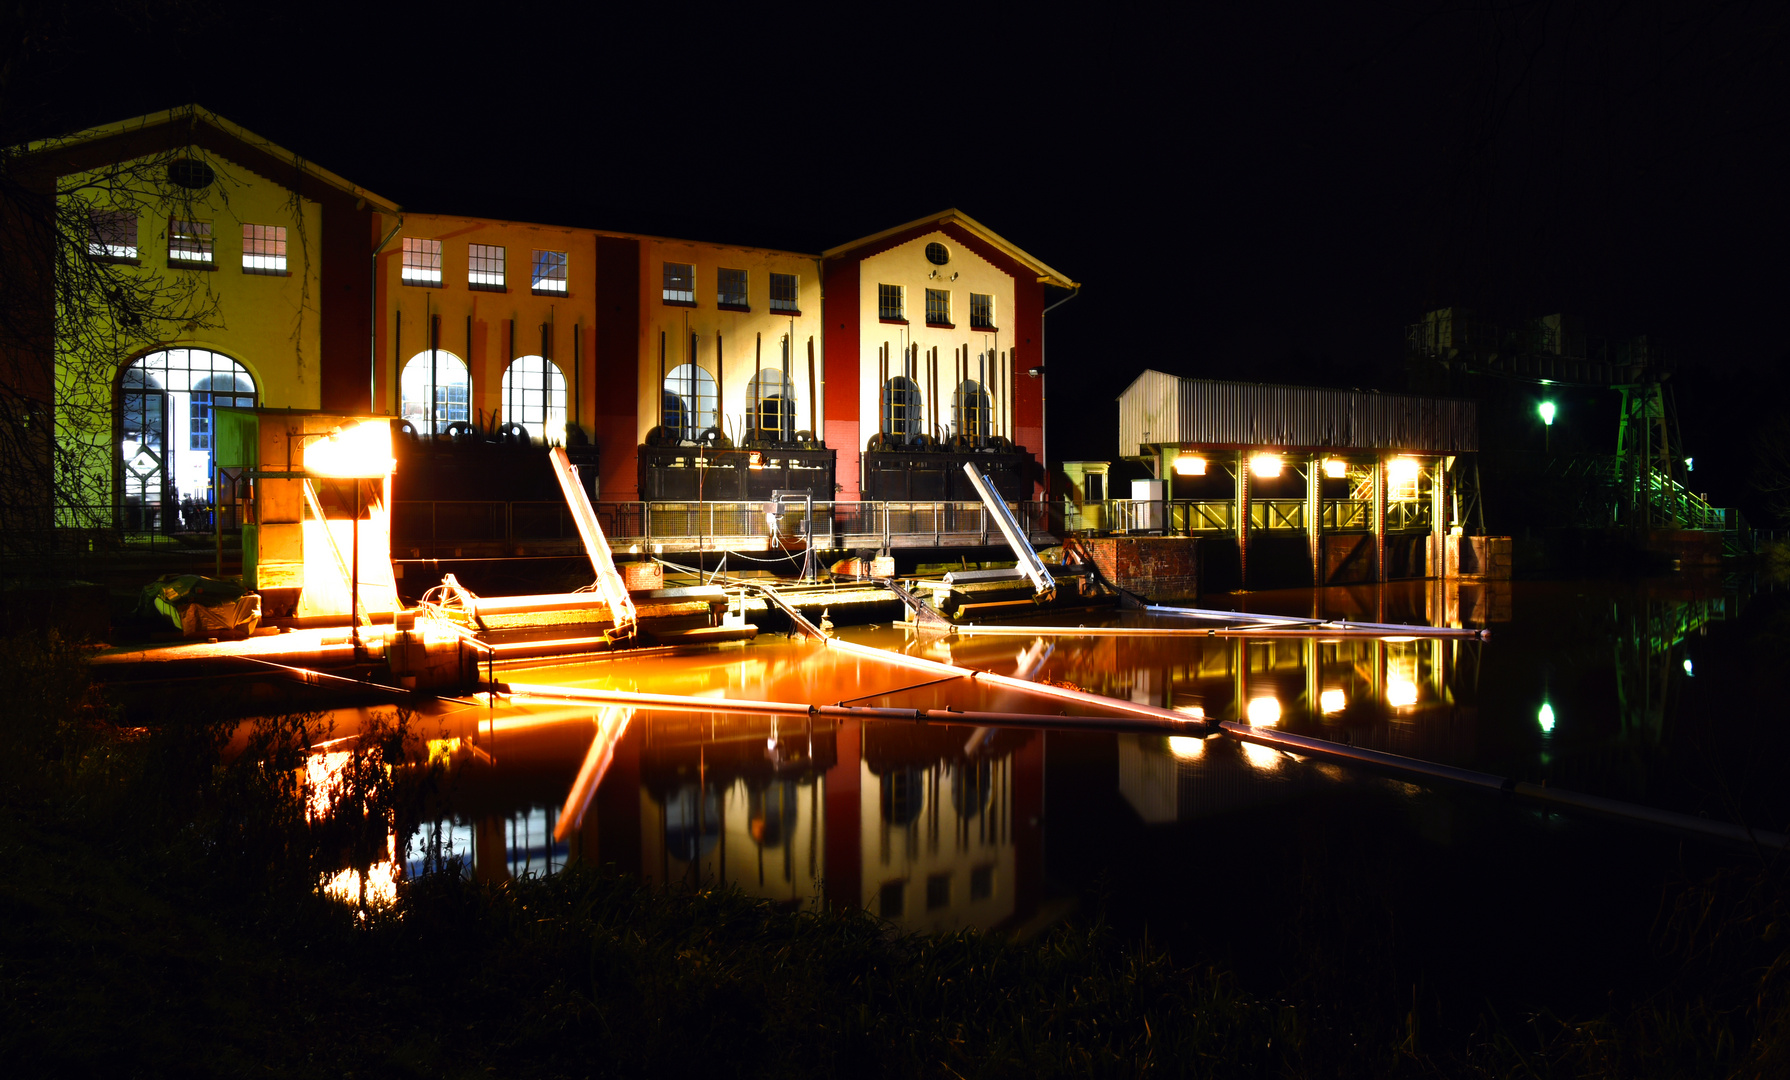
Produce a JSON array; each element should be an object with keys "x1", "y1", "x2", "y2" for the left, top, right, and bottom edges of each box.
[
  {"x1": 468, "y1": 243, "x2": 506, "y2": 291},
  {"x1": 925, "y1": 288, "x2": 951, "y2": 326},
  {"x1": 878, "y1": 283, "x2": 904, "y2": 321},
  {"x1": 241, "y1": 223, "x2": 287, "y2": 275},
  {"x1": 532, "y1": 249, "x2": 568, "y2": 295},
  {"x1": 970, "y1": 293, "x2": 995, "y2": 329},
  {"x1": 168, "y1": 218, "x2": 213, "y2": 266},
  {"x1": 717, "y1": 267, "x2": 748, "y2": 308},
  {"x1": 769, "y1": 272, "x2": 799, "y2": 313},
  {"x1": 663, "y1": 261, "x2": 695, "y2": 304},
  {"x1": 402, "y1": 237, "x2": 442, "y2": 286},
  {"x1": 87, "y1": 210, "x2": 137, "y2": 260}
]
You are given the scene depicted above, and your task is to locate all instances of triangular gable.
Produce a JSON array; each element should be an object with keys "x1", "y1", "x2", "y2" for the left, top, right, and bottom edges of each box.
[{"x1": 823, "y1": 208, "x2": 1076, "y2": 289}]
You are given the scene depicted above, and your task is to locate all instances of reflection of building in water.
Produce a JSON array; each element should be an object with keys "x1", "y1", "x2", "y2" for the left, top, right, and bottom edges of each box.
[
  {"x1": 637, "y1": 713, "x2": 833, "y2": 905},
  {"x1": 1118, "y1": 733, "x2": 1331, "y2": 824}
]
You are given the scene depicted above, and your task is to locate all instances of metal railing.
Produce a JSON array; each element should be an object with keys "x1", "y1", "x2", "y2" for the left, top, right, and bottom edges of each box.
[
  {"x1": 390, "y1": 499, "x2": 1062, "y2": 555},
  {"x1": 1084, "y1": 498, "x2": 1430, "y2": 537}
]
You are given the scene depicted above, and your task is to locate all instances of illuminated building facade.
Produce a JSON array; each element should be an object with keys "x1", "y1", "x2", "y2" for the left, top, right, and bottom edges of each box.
[{"x1": 20, "y1": 106, "x2": 1074, "y2": 536}]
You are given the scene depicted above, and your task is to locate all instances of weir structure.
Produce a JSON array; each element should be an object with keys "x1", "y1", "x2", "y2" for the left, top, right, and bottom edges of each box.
[{"x1": 1107, "y1": 373, "x2": 1485, "y2": 589}]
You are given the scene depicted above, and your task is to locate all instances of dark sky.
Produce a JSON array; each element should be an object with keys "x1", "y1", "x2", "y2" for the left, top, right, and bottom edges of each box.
[{"x1": 22, "y1": 1, "x2": 1790, "y2": 510}]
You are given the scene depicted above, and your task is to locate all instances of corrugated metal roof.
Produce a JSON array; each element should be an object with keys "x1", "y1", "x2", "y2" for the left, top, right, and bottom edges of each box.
[{"x1": 1118, "y1": 371, "x2": 1477, "y2": 457}]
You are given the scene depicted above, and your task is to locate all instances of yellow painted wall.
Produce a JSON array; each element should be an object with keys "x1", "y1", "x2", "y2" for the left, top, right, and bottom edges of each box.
[
  {"x1": 634, "y1": 238, "x2": 823, "y2": 445},
  {"x1": 376, "y1": 213, "x2": 595, "y2": 434},
  {"x1": 856, "y1": 231, "x2": 1017, "y2": 448},
  {"x1": 56, "y1": 149, "x2": 324, "y2": 524}
]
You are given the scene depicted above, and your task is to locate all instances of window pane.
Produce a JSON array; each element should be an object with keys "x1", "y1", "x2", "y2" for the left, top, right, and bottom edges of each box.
[
  {"x1": 469, "y1": 243, "x2": 506, "y2": 291},
  {"x1": 769, "y1": 272, "x2": 798, "y2": 313},
  {"x1": 663, "y1": 262, "x2": 694, "y2": 303},
  {"x1": 88, "y1": 210, "x2": 137, "y2": 259},
  {"x1": 242, "y1": 223, "x2": 287, "y2": 275},
  {"x1": 878, "y1": 283, "x2": 903, "y2": 320},
  {"x1": 402, "y1": 237, "x2": 442, "y2": 286},
  {"x1": 500, "y1": 355, "x2": 567, "y2": 443},
  {"x1": 532, "y1": 249, "x2": 568, "y2": 294},
  {"x1": 400, "y1": 350, "x2": 470, "y2": 434},
  {"x1": 970, "y1": 293, "x2": 994, "y2": 328},
  {"x1": 925, "y1": 288, "x2": 950, "y2": 325},
  {"x1": 717, "y1": 267, "x2": 748, "y2": 307},
  {"x1": 170, "y1": 218, "x2": 212, "y2": 264}
]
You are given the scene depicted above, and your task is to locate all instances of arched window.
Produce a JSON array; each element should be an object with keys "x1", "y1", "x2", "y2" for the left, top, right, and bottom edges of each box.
[
  {"x1": 882, "y1": 376, "x2": 921, "y2": 440},
  {"x1": 659, "y1": 390, "x2": 688, "y2": 436},
  {"x1": 664, "y1": 363, "x2": 716, "y2": 441},
  {"x1": 954, "y1": 379, "x2": 991, "y2": 441},
  {"x1": 119, "y1": 348, "x2": 256, "y2": 532},
  {"x1": 747, "y1": 367, "x2": 796, "y2": 442},
  {"x1": 500, "y1": 355, "x2": 566, "y2": 443},
  {"x1": 401, "y1": 349, "x2": 470, "y2": 435}
]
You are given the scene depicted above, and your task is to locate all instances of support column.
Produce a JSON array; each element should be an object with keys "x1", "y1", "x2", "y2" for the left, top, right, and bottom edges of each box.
[
  {"x1": 1372, "y1": 456, "x2": 1387, "y2": 583},
  {"x1": 1235, "y1": 451, "x2": 1252, "y2": 589},
  {"x1": 1307, "y1": 454, "x2": 1324, "y2": 587},
  {"x1": 1429, "y1": 456, "x2": 1448, "y2": 579}
]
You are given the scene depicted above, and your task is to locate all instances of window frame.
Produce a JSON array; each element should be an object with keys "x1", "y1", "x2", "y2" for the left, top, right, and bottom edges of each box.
[
  {"x1": 240, "y1": 223, "x2": 288, "y2": 276},
  {"x1": 969, "y1": 292, "x2": 996, "y2": 330},
  {"x1": 168, "y1": 217, "x2": 213, "y2": 268},
  {"x1": 468, "y1": 243, "x2": 507, "y2": 292},
  {"x1": 662, "y1": 262, "x2": 696, "y2": 306},
  {"x1": 531, "y1": 249, "x2": 568, "y2": 295},
  {"x1": 925, "y1": 288, "x2": 952, "y2": 328},
  {"x1": 768, "y1": 272, "x2": 800, "y2": 314},
  {"x1": 401, "y1": 237, "x2": 443, "y2": 287},
  {"x1": 87, "y1": 209, "x2": 138, "y2": 262},
  {"x1": 716, "y1": 267, "x2": 749, "y2": 310},
  {"x1": 878, "y1": 283, "x2": 905, "y2": 322}
]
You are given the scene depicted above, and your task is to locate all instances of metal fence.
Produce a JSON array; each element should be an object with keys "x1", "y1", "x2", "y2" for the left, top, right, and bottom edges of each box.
[{"x1": 1077, "y1": 498, "x2": 1430, "y2": 537}]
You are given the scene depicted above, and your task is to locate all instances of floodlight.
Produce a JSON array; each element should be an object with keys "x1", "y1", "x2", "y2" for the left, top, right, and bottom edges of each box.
[
  {"x1": 1249, "y1": 453, "x2": 1282, "y2": 478},
  {"x1": 1174, "y1": 455, "x2": 1206, "y2": 476}
]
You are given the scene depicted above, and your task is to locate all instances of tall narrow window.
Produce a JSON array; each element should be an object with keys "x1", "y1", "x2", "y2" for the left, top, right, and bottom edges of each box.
[
  {"x1": 400, "y1": 350, "x2": 470, "y2": 434},
  {"x1": 970, "y1": 293, "x2": 995, "y2": 330},
  {"x1": 882, "y1": 377, "x2": 921, "y2": 439},
  {"x1": 717, "y1": 268, "x2": 748, "y2": 309},
  {"x1": 663, "y1": 262, "x2": 695, "y2": 304},
  {"x1": 747, "y1": 368, "x2": 796, "y2": 442},
  {"x1": 663, "y1": 364, "x2": 717, "y2": 440},
  {"x1": 501, "y1": 355, "x2": 567, "y2": 443},
  {"x1": 468, "y1": 244, "x2": 506, "y2": 291},
  {"x1": 402, "y1": 237, "x2": 442, "y2": 286},
  {"x1": 769, "y1": 272, "x2": 799, "y2": 313},
  {"x1": 878, "y1": 283, "x2": 904, "y2": 321},
  {"x1": 168, "y1": 218, "x2": 212, "y2": 266},
  {"x1": 88, "y1": 210, "x2": 137, "y2": 260},
  {"x1": 531, "y1": 249, "x2": 568, "y2": 295},
  {"x1": 241, "y1": 223, "x2": 287, "y2": 275},
  {"x1": 925, "y1": 288, "x2": 951, "y2": 326},
  {"x1": 954, "y1": 380, "x2": 991, "y2": 440}
]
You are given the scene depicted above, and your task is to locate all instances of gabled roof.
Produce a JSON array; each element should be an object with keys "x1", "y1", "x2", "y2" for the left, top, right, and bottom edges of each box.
[
  {"x1": 823, "y1": 208, "x2": 1077, "y2": 289},
  {"x1": 24, "y1": 104, "x2": 400, "y2": 213}
]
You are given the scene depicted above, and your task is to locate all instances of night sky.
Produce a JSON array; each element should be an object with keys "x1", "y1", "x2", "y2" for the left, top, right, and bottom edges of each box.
[{"x1": 22, "y1": 2, "x2": 1790, "y2": 514}]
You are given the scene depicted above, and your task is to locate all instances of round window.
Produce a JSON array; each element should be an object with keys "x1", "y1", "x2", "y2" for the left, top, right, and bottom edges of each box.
[
  {"x1": 167, "y1": 158, "x2": 215, "y2": 190},
  {"x1": 924, "y1": 242, "x2": 949, "y2": 266}
]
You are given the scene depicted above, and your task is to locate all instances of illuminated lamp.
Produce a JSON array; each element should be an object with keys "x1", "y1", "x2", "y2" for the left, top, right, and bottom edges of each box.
[
  {"x1": 1174, "y1": 454, "x2": 1207, "y2": 476},
  {"x1": 748, "y1": 450, "x2": 763, "y2": 467},
  {"x1": 1319, "y1": 688, "x2": 1346, "y2": 714},
  {"x1": 1538, "y1": 702, "x2": 1555, "y2": 733},
  {"x1": 1386, "y1": 457, "x2": 1420, "y2": 483},
  {"x1": 1538, "y1": 401, "x2": 1557, "y2": 426},
  {"x1": 1323, "y1": 458, "x2": 1347, "y2": 478},
  {"x1": 1246, "y1": 696, "x2": 1281, "y2": 726},
  {"x1": 1249, "y1": 453, "x2": 1282, "y2": 478}
]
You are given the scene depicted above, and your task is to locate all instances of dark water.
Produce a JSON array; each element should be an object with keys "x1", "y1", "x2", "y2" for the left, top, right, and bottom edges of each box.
[{"x1": 323, "y1": 572, "x2": 1788, "y2": 1018}]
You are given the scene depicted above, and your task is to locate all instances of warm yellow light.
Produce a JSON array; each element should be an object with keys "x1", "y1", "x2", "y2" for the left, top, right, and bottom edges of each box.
[
  {"x1": 306, "y1": 420, "x2": 395, "y2": 478},
  {"x1": 1319, "y1": 688, "x2": 1346, "y2": 714},
  {"x1": 1173, "y1": 704, "x2": 1207, "y2": 721},
  {"x1": 1387, "y1": 457, "x2": 1420, "y2": 483},
  {"x1": 1168, "y1": 735, "x2": 1205, "y2": 761},
  {"x1": 1387, "y1": 678, "x2": 1419, "y2": 707},
  {"x1": 1250, "y1": 453, "x2": 1282, "y2": 478},
  {"x1": 1323, "y1": 458, "x2": 1347, "y2": 478},
  {"x1": 1240, "y1": 741, "x2": 1282, "y2": 770},
  {"x1": 1174, "y1": 455, "x2": 1207, "y2": 476},
  {"x1": 1246, "y1": 696, "x2": 1282, "y2": 726}
]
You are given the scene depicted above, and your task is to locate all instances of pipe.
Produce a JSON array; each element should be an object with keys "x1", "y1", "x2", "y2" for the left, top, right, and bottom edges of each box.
[
  {"x1": 370, "y1": 214, "x2": 403, "y2": 414},
  {"x1": 1039, "y1": 284, "x2": 1081, "y2": 500},
  {"x1": 807, "y1": 336, "x2": 817, "y2": 439},
  {"x1": 939, "y1": 621, "x2": 1484, "y2": 640},
  {"x1": 1142, "y1": 603, "x2": 1486, "y2": 638}
]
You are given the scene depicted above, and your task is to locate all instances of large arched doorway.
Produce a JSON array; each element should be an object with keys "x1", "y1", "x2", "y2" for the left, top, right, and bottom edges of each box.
[
  {"x1": 401, "y1": 349, "x2": 470, "y2": 435},
  {"x1": 663, "y1": 364, "x2": 717, "y2": 442},
  {"x1": 500, "y1": 355, "x2": 567, "y2": 444},
  {"x1": 119, "y1": 348, "x2": 256, "y2": 532}
]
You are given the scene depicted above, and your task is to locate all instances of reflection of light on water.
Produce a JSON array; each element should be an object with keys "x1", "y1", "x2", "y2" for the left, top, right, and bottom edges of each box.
[
  {"x1": 323, "y1": 833, "x2": 399, "y2": 909},
  {"x1": 1246, "y1": 697, "x2": 1281, "y2": 726},
  {"x1": 1386, "y1": 679, "x2": 1418, "y2": 708},
  {"x1": 1173, "y1": 704, "x2": 1206, "y2": 721},
  {"x1": 1168, "y1": 735, "x2": 1205, "y2": 760},
  {"x1": 1538, "y1": 702, "x2": 1555, "y2": 733},
  {"x1": 426, "y1": 737, "x2": 460, "y2": 767},
  {"x1": 1240, "y1": 741, "x2": 1282, "y2": 770},
  {"x1": 1319, "y1": 688, "x2": 1346, "y2": 714},
  {"x1": 306, "y1": 751, "x2": 353, "y2": 819}
]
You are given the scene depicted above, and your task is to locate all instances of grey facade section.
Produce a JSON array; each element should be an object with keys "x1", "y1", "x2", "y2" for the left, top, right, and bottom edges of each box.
[{"x1": 1118, "y1": 370, "x2": 1478, "y2": 457}]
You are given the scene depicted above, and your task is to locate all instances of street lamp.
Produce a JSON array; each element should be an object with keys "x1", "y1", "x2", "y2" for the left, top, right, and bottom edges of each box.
[
  {"x1": 1538, "y1": 400, "x2": 1556, "y2": 453},
  {"x1": 306, "y1": 420, "x2": 395, "y2": 657}
]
